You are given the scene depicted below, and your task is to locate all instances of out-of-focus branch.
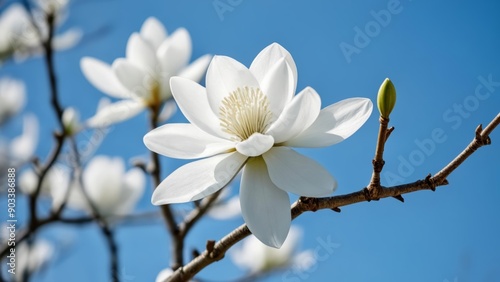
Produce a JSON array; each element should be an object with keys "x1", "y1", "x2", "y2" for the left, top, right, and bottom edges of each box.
[
  {"x1": 43, "y1": 12, "x2": 64, "y2": 127},
  {"x1": 167, "y1": 114, "x2": 499, "y2": 282},
  {"x1": 21, "y1": 2, "x2": 67, "y2": 251},
  {"x1": 69, "y1": 138, "x2": 119, "y2": 282},
  {"x1": 148, "y1": 105, "x2": 183, "y2": 270},
  {"x1": 0, "y1": 211, "x2": 159, "y2": 259},
  {"x1": 178, "y1": 190, "x2": 223, "y2": 240}
]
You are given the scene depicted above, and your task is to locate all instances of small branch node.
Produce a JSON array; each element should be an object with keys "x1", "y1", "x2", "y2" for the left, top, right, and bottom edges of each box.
[
  {"x1": 379, "y1": 116, "x2": 390, "y2": 125},
  {"x1": 385, "y1": 126, "x2": 395, "y2": 141},
  {"x1": 372, "y1": 159, "x2": 385, "y2": 173},
  {"x1": 191, "y1": 249, "x2": 200, "y2": 259},
  {"x1": 474, "y1": 124, "x2": 490, "y2": 145},
  {"x1": 331, "y1": 207, "x2": 341, "y2": 213},
  {"x1": 206, "y1": 240, "x2": 216, "y2": 254},
  {"x1": 363, "y1": 188, "x2": 372, "y2": 202},
  {"x1": 299, "y1": 197, "x2": 318, "y2": 212},
  {"x1": 425, "y1": 174, "x2": 436, "y2": 191},
  {"x1": 392, "y1": 195, "x2": 405, "y2": 203}
]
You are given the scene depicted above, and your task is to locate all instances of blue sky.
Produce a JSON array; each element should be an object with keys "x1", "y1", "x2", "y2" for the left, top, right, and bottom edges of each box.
[{"x1": 1, "y1": 0, "x2": 500, "y2": 281}]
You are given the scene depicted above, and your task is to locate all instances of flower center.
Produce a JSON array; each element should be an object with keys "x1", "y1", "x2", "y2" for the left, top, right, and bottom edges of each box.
[{"x1": 219, "y1": 87, "x2": 272, "y2": 141}]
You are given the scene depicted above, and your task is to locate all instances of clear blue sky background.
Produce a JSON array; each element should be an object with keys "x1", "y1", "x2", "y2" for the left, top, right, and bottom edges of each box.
[{"x1": 1, "y1": 0, "x2": 500, "y2": 281}]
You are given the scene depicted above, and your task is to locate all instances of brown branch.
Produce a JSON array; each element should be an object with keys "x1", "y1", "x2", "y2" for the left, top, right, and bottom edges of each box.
[
  {"x1": 178, "y1": 189, "x2": 224, "y2": 239},
  {"x1": 433, "y1": 113, "x2": 499, "y2": 185},
  {"x1": 166, "y1": 114, "x2": 499, "y2": 282},
  {"x1": 367, "y1": 116, "x2": 390, "y2": 198},
  {"x1": 148, "y1": 105, "x2": 182, "y2": 270},
  {"x1": 69, "y1": 137, "x2": 120, "y2": 282},
  {"x1": 24, "y1": 3, "x2": 66, "y2": 241}
]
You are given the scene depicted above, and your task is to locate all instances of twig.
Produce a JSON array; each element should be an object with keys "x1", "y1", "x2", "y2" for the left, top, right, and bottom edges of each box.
[
  {"x1": 178, "y1": 189, "x2": 224, "y2": 239},
  {"x1": 367, "y1": 116, "x2": 391, "y2": 199},
  {"x1": 69, "y1": 137, "x2": 120, "y2": 282},
  {"x1": 166, "y1": 114, "x2": 499, "y2": 282},
  {"x1": 148, "y1": 105, "x2": 182, "y2": 269},
  {"x1": 0, "y1": 211, "x2": 159, "y2": 259}
]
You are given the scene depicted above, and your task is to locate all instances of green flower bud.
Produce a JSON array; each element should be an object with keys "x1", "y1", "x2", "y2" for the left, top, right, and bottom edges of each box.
[{"x1": 377, "y1": 78, "x2": 396, "y2": 118}]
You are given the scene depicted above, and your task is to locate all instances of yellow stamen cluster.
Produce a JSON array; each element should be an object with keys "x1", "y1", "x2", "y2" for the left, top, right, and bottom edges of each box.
[{"x1": 219, "y1": 87, "x2": 272, "y2": 141}]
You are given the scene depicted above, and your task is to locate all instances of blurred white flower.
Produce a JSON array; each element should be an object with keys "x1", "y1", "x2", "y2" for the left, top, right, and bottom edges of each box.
[
  {"x1": 51, "y1": 156, "x2": 145, "y2": 217},
  {"x1": 0, "y1": 77, "x2": 25, "y2": 124},
  {"x1": 62, "y1": 107, "x2": 80, "y2": 135},
  {"x1": 16, "y1": 239, "x2": 54, "y2": 282},
  {"x1": 19, "y1": 164, "x2": 68, "y2": 196},
  {"x1": 144, "y1": 43, "x2": 373, "y2": 247},
  {"x1": 81, "y1": 17, "x2": 212, "y2": 127},
  {"x1": 35, "y1": 0, "x2": 69, "y2": 14},
  {"x1": 231, "y1": 226, "x2": 315, "y2": 274},
  {"x1": 0, "y1": 113, "x2": 38, "y2": 167},
  {"x1": 205, "y1": 187, "x2": 241, "y2": 220},
  {"x1": 0, "y1": 2, "x2": 82, "y2": 63}
]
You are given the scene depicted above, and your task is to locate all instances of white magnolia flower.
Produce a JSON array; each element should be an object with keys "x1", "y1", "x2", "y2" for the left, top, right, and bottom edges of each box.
[
  {"x1": 19, "y1": 165, "x2": 68, "y2": 196},
  {"x1": 206, "y1": 187, "x2": 241, "y2": 220},
  {"x1": 0, "y1": 3, "x2": 82, "y2": 63},
  {"x1": 144, "y1": 43, "x2": 373, "y2": 247},
  {"x1": 81, "y1": 17, "x2": 212, "y2": 127},
  {"x1": 0, "y1": 113, "x2": 38, "y2": 166},
  {"x1": 0, "y1": 77, "x2": 25, "y2": 124},
  {"x1": 13, "y1": 239, "x2": 54, "y2": 282},
  {"x1": 62, "y1": 107, "x2": 80, "y2": 135},
  {"x1": 231, "y1": 226, "x2": 315, "y2": 274},
  {"x1": 51, "y1": 156, "x2": 145, "y2": 217}
]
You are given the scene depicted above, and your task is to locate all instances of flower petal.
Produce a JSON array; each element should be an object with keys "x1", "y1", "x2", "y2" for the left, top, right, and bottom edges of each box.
[
  {"x1": 157, "y1": 28, "x2": 192, "y2": 76},
  {"x1": 284, "y1": 98, "x2": 373, "y2": 147},
  {"x1": 207, "y1": 195, "x2": 241, "y2": 220},
  {"x1": 83, "y1": 156, "x2": 125, "y2": 215},
  {"x1": 178, "y1": 54, "x2": 212, "y2": 83},
  {"x1": 158, "y1": 99, "x2": 177, "y2": 122},
  {"x1": 10, "y1": 114, "x2": 38, "y2": 163},
  {"x1": 116, "y1": 168, "x2": 145, "y2": 215},
  {"x1": 52, "y1": 28, "x2": 82, "y2": 50},
  {"x1": 235, "y1": 133, "x2": 274, "y2": 157},
  {"x1": 259, "y1": 57, "x2": 295, "y2": 118},
  {"x1": 170, "y1": 76, "x2": 229, "y2": 138},
  {"x1": 206, "y1": 56, "x2": 259, "y2": 115},
  {"x1": 144, "y1": 123, "x2": 235, "y2": 159},
  {"x1": 240, "y1": 157, "x2": 291, "y2": 248},
  {"x1": 250, "y1": 43, "x2": 297, "y2": 93},
  {"x1": 266, "y1": 87, "x2": 321, "y2": 143},
  {"x1": 262, "y1": 147, "x2": 336, "y2": 197},
  {"x1": 126, "y1": 33, "x2": 157, "y2": 71},
  {"x1": 86, "y1": 100, "x2": 145, "y2": 127},
  {"x1": 112, "y1": 59, "x2": 149, "y2": 100},
  {"x1": 80, "y1": 57, "x2": 131, "y2": 99},
  {"x1": 140, "y1": 17, "x2": 167, "y2": 50},
  {"x1": 152, "y1": 152, "x2": 247, "y2": 205}
]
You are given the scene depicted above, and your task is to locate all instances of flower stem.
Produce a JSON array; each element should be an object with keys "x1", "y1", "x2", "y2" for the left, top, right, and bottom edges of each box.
[
  {"x1": 148, "y1": 105, "x2": 183, "y2": 270},
  {"x1": 367, "y1": 116, "x2": 392, "y2": 198}
]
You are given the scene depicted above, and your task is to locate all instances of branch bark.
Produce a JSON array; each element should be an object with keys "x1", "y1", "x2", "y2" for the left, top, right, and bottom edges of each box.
[{"x1": 148, "y1": 105, "x2": 183, "y2": 270}]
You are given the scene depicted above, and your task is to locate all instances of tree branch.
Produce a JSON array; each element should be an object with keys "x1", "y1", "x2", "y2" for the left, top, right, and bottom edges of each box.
[
  {"x1": 148, "y1": 105, "x2": 183, "y2": 270},
  {"x1": 367, "y1": 116, "x2": 391, "y2": 198},
  {"x1": 166, "y1": 113, "x2": 499, "y2": 282}
]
